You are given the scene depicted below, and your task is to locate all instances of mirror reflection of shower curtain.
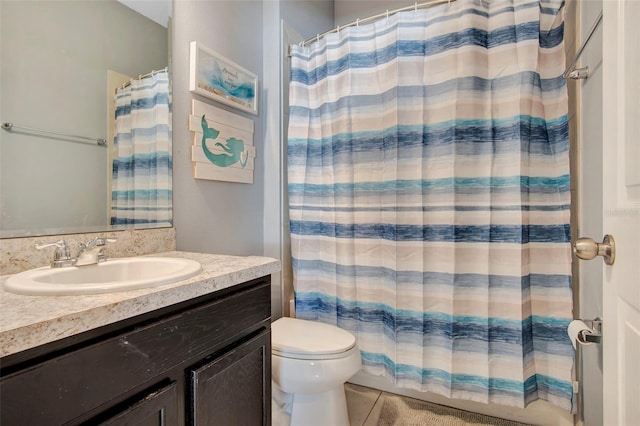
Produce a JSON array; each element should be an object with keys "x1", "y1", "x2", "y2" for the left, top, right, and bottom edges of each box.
[
  {"x1": 288, "y1": 0, "x2": 572, "y2": 411},
  {"x1": 111, "y1": 71, "x2": 172, "y2": 226}
]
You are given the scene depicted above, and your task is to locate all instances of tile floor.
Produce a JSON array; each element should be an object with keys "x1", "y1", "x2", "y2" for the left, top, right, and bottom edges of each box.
[
  {"x1": 345, "y1": 383, "x2": 388, "y2": 426},
  {"x1": 345, "y1": 384, "x2": 533, "y2": 426}
]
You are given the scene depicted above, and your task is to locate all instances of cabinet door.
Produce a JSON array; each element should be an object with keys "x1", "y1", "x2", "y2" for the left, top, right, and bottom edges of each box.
[
  {"x1": 100, "y1": 382, "x2": 179, "y2": 426},
  {"x1": 189, "y1": 331, "x2": 271, "y2": 426}
]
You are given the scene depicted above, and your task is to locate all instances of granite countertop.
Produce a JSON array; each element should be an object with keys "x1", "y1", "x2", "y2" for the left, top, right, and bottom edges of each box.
[{"x1": 0, "y1": 251, "x2": 280, "y2": 358}]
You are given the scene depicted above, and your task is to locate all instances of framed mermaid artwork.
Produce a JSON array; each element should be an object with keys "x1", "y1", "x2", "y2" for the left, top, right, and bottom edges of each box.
[
  {"x1": 189, "y1": 100, "x2": 255, "y2": 184},
  {"x1": 189, "y1": 41, "x2": 258, "y2": 115}
]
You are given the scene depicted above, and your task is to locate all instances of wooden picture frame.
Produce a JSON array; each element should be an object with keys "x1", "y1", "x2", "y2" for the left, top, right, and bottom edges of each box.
[{"x1": 189, "y1": 41, "x2": 258, "y2": 115}]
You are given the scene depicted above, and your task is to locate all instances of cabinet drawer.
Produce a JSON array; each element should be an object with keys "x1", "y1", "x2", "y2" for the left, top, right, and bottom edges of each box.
[{"x1": 0, "y1": 281, "x2": 270, "y2": 425}]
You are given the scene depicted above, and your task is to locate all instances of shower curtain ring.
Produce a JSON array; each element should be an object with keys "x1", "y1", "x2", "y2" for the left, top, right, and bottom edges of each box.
[
  {"x1": 415, "y1": 2, "x2": 418, "y2": 12},
  {"x1": 356, "y1": 18, "x2": 359, "y2": 27},
  {"x1": 386, "y1": 10, "x2": 389, "y2": 21},
  {"x1": 316, "y1": 34, "x2": 320, "y2": 42}
]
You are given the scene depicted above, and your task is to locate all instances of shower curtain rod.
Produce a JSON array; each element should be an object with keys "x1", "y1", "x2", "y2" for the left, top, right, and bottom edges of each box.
[
  {"x1": 298, "y1": 0, "x2": 459, "y2": 48},
  {"x1": 121, "y1": 66, "x2": 168, "y2": 89}
]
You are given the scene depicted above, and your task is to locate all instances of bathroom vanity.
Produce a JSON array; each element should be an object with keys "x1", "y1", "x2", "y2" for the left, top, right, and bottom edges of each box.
[{"x1": 0, "y1": 251, "x2": 280, "y2": 425}]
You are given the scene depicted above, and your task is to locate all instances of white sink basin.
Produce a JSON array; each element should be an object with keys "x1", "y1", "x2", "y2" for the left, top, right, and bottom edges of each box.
[{"x1": 4, "y1": 257, "x2": 202, "y2": 296}]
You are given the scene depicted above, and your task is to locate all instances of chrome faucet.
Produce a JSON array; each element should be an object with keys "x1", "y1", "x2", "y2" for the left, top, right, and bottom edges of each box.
[
  {"x1": 75, "y1": 237, "x2": 116, "y2": 266},
  {"x1": 36, "y1": 237, "x2": 117, "y2": 268},
  {"x1": 35, "y1": 240, "x2": 75, "y2": 268}
]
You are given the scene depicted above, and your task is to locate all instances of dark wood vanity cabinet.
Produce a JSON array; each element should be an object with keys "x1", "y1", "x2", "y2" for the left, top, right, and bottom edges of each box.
[
  {"x1": 0, "y1": 277, "x2": 272, "y2": 426},
  {"x1": 189, "y1": 331, "x2": 271, "y2": 425},
  {"x1": 101, "y1": 381, "x2": 180, "y2": 425}
]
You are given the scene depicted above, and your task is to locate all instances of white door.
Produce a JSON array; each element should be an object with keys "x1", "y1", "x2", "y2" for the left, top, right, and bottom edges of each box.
[{"x1": 601, "y1": 1, "x2": 640, "y2": 424}]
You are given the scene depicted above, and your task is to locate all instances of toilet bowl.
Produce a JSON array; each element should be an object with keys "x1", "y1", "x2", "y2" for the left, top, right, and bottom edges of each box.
[{"x1": 271, "y1": 317, "x2": 362, "y2": 426}]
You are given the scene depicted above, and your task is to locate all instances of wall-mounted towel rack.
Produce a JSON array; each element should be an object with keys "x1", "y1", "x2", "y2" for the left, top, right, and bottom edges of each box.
[
  {"x1": 563, "y1": 11, "x2": 603, "y2": 80},
  {"x1": 1, "y1": 122, "x2": 107, "y2": 146}
]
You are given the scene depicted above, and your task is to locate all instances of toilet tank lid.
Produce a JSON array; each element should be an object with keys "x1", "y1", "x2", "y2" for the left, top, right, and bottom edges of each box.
[{"x1": 272, "y1": 317, "x2": 356, "y2": 355}]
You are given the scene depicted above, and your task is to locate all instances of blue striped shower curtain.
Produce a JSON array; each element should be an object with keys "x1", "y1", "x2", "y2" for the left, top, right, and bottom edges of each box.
[
  {"x1": 288, "y1": 0, "x2": 573, "y2": 410},
  {"x1": 111, "y1": 71, "x2": 172, "y2": 225}
]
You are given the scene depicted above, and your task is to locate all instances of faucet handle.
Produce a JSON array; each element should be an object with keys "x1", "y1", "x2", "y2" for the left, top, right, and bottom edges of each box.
[
  {"x1": 75, "y1": 237, "x2": 116, "y2": 266},
  {"x1": 87, "y1": 237, "x2": 116, "y2": 246},
  {"x1": 35, "y1": 240, "x2": 74, "y2": 268},
  {"x1": 81, "y1": 237, "x2": 116, "y2": 249},
  {"x1": 36, "y1": 240, "x2": 71, "y2": 259},
  {"x1": 96, "y1": 238, "x2": 116, "y2": 262}
]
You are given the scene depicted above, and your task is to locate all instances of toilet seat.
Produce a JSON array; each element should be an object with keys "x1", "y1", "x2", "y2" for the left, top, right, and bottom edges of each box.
[{"x1": 272, "y1": 317, "x2": 357, "y2": 360}]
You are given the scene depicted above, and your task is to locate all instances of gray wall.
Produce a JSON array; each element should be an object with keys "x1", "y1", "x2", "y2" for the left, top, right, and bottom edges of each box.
[
  {"x1": 335, "y1": 0, "x2": 408, "y2": 26},
  {"x1": 281, "y1": 0, "x2": 335, "y2": 39},
  {"x1": 171, "y1": 0, "x2": 332, "y2": 315},
  {"x1": 0, "y1": 0, "x2": 167, "y2": 237},
  {"x1": 172, "y1": 1, "x2": 265, "y2": 255},
  {"x1": 262, "y1": 0, "x2": 334, "y2": 318}
]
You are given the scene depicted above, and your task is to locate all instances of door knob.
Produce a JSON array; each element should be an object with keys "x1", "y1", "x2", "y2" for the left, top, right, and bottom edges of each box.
[{"x1": 573, "y1": 234, "x2": 615, "y2": 265}]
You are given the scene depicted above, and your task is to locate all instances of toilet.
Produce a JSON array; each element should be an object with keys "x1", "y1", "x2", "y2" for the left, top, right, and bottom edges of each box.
[{"x1": 271, "y1": 317, "x2": 362, "y2": 426}]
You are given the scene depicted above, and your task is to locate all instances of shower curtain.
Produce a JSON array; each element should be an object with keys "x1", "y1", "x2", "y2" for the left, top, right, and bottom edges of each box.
[
  {"x1": 111, "y1": 70, "x2": 172, "y2": 225},
  {"x1": 288, "y1": 0, "x2": 573, "y2": 410}
]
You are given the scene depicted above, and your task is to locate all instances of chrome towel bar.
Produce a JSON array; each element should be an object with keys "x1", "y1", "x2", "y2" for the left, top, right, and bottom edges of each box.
[
  {"x1": 563, "y1": 11, "x2": 603, "y2": 80},
  {"x1": 1, "y1": 122, "x2": 107, "y2": 146}
]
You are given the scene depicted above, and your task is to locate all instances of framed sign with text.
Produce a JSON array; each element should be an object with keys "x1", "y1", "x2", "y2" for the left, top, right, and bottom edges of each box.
[{"x1": 189, "y1": 41, "x2": 258, "y2": 115}]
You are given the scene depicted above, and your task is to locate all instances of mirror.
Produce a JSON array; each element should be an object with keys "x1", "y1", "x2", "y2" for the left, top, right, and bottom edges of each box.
[{"x1": 0, "y1": 0, "x2": 170, "y2": 238}]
